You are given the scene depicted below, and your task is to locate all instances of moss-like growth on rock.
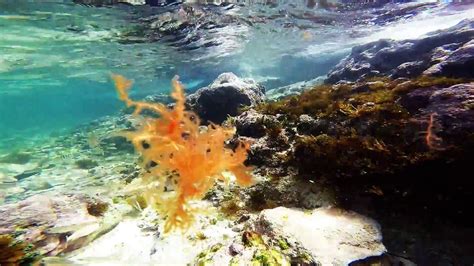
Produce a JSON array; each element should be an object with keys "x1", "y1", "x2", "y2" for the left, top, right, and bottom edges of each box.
[
  {"x1": 253, "y1": 75, "x2": 473, "y2": 181},
  {"x1": 75, "y1": 158, "x2": 99, "y2": 169},
  {"x1": 0, "y1": 234, "x2": 41, "y2": 266},
  {"x1": 241, "y1": 231, "x2": 291, "y2": 266},
  {"x1": 195, "y1": 243, "x2": 224, "y2": 266},
  {"x1": 86, "y1": 199, "x2": 109, "y2": 217},
  {"x1": 252, "y1": 248, "x2": 289, "y2": 266}
]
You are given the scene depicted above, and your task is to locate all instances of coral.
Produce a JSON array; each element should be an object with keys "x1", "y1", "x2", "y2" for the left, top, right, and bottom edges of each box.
[{"x1": 112, "y1": 74, "x2": 253, "y2": 233}]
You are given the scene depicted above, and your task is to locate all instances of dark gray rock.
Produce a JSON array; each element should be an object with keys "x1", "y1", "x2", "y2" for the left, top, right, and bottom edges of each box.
[
  {"x1": 187, "y1": 73, "x2": 265, "y2": 123},
  {"x1": 400, "y1": 82, "x2": 474, "y2": 139},
  {"x1": 265, "y1": 76, "x2": 326, "y2": 100},
  {"x1": 235, "y1": 109, "x2": 277, "y2": 138},
  {"x1": 15, "y1": 169, "x2": 40, "y2": 181},
  {"x1": 423, "y1": 83, "x2": 474, "y2": 136},
  {"x1": 326, "y1": 19, "x2": 474, "y2": 83},
  {"x1": 424, "y1": 39, "x2": 474, "y2": 78},
  {"x1": 297, "y1": 115, "x2": 330, "y2": 135},
  {"x1": 228, "y1": 242, "x2": 244, "y2": 256}
]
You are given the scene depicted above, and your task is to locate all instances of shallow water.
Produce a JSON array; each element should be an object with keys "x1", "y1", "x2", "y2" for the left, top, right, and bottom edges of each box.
[
  {"x1": 0, "y1": 0, "x2": 473, "y2": 265},
  {"x1": 1, "y1": 1, "x2": 472, "y2": 145}
]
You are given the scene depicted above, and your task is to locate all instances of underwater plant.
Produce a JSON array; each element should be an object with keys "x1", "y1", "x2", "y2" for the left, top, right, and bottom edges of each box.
[{"x1": 111, "y1": 74, "x2": 253, "y2": 233}]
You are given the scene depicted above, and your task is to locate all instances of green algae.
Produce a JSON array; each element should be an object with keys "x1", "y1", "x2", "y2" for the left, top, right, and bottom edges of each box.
[
  {"x1": 254, "y1": 75, "x2": 472, "y2": 180},
  {"x1": 0, "y1": 234, "x2": 41, "y2": 266},
  {"x1": 229, "y1": 257, "x2": 240, "y2": 266},
  {"x1": 242, "y1": 231, "x2": 265, "y2": 247},
  {"x1": 277, "y1": 238, "x2": 289, "y2": 250},
  {"x1": 195, "y1": 243, "x2": 224, "y2": 266},
  {"x1": 392, "y1": 76, "x2": 466, "y2": 95},
  {"x1": 259, "y1": 76, "x2": 469, "y2": 120},
  {"x1": 86, "y1": 199, "x2": 109, "y2": 217},
  {"x1": 74, "y1": 158, "x2": 99, "y2": 169},
  {"x1": 252, "y1": 248, "x2": 289, "y2": 266},
  {"x1": 241, "y1": 231, "x2": 290, "y2": 266},
  {"x1": 292, "y1": 134, "x2": 395, "y2": 178}
]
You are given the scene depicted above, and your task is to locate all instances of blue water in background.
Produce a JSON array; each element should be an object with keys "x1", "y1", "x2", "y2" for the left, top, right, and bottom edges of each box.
[
  {"x1": 0, "y1": 2, "x2": 211, "y2": 148},
  {"x1": 1, "y1": 0, "x2": 473, "y2": 151},
  {"x1": 0, "y1": 2, "x2": 332, "y2": 150}
]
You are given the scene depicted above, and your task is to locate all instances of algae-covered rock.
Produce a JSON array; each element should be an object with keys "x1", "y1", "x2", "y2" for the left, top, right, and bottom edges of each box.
[
  {"x1": 0, "y1": 234, "x2": 41, "y2": 265},
  {"x1": 251, "y1": 75, "x2": 473, "y2": 182},
  {"x1": 75, "y1": 159, "x2": 99, "y2": 169},
  {"x1": 401, "y1": 82, "x2": 474, "y2": 138},
  {"x1": 187, "y1": 73, "x2": 265, "y2": 123},
  {"x1": 235, "y1": 109, "x2": 279, "y2": 138},
  {"x1": 240, "y1": 175, "x2": 336, "y2": 211}
]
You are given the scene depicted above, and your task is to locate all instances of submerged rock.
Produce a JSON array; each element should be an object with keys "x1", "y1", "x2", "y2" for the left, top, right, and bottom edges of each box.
[
  {"x1": 326, "y1": 19, "x2": 474, "y2": 83},
  {"x1": 235, "y1": 109, "x2": 278, "y2": 138},
  {"x1": 424, "y1": 39, "x2": 474, "y2": 78},
  {"x1": 248, "y1": 73, "x2": 474, "y2": 264},
  {"x1": 187, "y1": 73, "x2": 265, "y2": 123},
  {"x1": 400, "y1": 82, "x2": 474, "y2": 138},
  {"x1": 240, "y1": 175, "x2": 336, "y2": 211},
  {"x1": 265, "y1": 76, "x2": 326, "y2": 100},
  {"x1": 252, "y1": 207, "x2": 386, "y2": 265},
  {"x1": 68, "y1": 208, "x2": 237, "y2": 265},
  {"x1": 0, "y1": 194, "x2": 127, "y2": 257},
  {"x1": 74, "y1": 159, "x2": 99, "y2": 170}
]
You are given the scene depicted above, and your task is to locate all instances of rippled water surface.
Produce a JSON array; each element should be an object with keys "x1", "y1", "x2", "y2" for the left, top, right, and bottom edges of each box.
[{"x1": 1, "y1": 1, "x2": 472, "y2": 148}]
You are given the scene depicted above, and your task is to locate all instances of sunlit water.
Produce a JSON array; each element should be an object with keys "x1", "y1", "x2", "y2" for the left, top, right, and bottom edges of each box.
[{"x1": 0, "y1": 0, "x2": 472, "y2": 149}]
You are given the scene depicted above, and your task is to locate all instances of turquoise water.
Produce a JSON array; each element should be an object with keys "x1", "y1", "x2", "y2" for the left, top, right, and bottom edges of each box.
[
  {"x1": 2, "y1": 1, "x2": 471, "y2": 150},
  {"x1": 0, "y1": 1, "x2": 206, "y2": 148}
]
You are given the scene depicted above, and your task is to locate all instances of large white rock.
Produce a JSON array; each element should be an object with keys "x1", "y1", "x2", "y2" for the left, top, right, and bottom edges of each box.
[
  {"x1": 68, "y1": 208, "x2": 237, "y2": 265},
  {"x1": 255, "y1": 207, "x2": 386, "y2": 265}
]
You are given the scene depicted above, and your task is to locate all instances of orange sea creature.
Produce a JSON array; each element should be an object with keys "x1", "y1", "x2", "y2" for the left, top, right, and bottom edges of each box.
[
  {"x1": 424, "y1": 113, "x2": 443, "y2": 150},
  {"x1": 111, "y1": 74, "x2": 253, "y2": 233}
]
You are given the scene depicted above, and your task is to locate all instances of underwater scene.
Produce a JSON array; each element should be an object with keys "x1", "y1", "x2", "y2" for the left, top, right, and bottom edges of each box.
[{"x1": 1, "y1": 0, "x2": 473, "y2": 265}]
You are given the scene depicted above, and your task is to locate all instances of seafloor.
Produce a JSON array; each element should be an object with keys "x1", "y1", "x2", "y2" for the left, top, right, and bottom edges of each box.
[{"x1": 1, "y1": 1, "x2": 473, "y2": 265}]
